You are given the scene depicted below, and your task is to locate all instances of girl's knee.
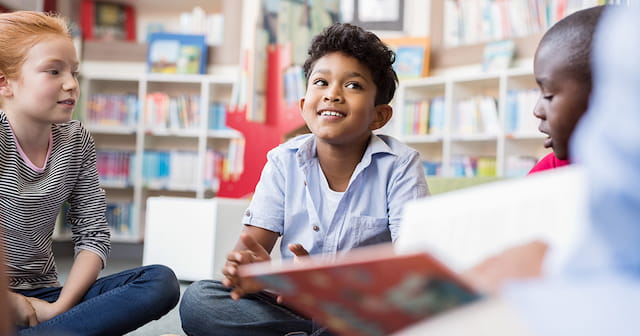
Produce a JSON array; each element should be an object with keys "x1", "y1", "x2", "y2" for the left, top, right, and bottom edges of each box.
[{"x1": 142, "y1": 264, "x2": 180, "y2": 308}]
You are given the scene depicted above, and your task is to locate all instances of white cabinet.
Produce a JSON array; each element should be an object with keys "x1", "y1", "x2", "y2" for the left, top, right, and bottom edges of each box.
[
  {"x1": 392, "y1": 68, "x2": 550, "y2": 178},
  {"x1": 143, "y1": 196, "x2": 249, "y2": 281},
  {"x1": 67, "y1": 73, "x2": 241, "y2": 242}
]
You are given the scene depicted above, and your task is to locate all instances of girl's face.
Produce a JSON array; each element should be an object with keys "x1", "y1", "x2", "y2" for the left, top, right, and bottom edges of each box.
[
  {"x1": 533, "y1": 44, "x2": 590, "y2": 161},
  {"x1": 2, "y1": 35, "x2": 79, "y2": 126}
]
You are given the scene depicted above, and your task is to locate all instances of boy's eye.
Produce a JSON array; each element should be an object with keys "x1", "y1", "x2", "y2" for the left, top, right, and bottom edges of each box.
[
  {"x1": 312, "y1": 79, "x2": 328, "y2": 86},
  {"x1": 72, "y1": 71, "x2": 80, "y2": 78},
  {"x1": 47, "y1": 69, "x2": 60, "y2": 75},
  {"x1": 543, "y1": 95, "x2": 553, "y2": 101},
  {"x1": 346, "y1": 82, "x2": 362, "y2": 89}
]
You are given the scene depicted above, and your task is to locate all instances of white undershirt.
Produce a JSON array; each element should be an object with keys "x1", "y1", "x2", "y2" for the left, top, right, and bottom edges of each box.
[{"x1": 318, "y1": 164, "x2": 344, "y2": 223}]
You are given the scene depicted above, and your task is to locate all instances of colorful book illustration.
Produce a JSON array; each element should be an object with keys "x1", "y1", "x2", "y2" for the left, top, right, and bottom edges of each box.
[
  {"x1": 147, "y1": 33, "x2": 208, "y2": 74},
  {"x1": 239, "y1": 244, "x2": 480, "y2": 336}
]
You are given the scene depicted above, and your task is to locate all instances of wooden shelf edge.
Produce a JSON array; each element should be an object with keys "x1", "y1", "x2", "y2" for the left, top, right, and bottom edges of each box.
[{"x1": 82, "y1": 40, "x2": 237, "y2": 65}]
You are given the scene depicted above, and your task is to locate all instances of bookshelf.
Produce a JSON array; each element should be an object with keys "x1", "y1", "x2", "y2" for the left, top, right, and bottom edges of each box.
[
  {"x1": 54, "y1": 72, "x2": 241, "y2": 243},
  {"x1": 392, "y1": 67, "x2": 550, "y2": 178}
]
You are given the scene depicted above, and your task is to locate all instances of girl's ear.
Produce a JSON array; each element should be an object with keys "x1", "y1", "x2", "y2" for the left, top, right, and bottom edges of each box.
[
  {"x1": 0, "y1": 76, "x2": 12, "y2": 97},
  {"x1": 370, "y1": 104, "x2": 393, "y2": 130}
]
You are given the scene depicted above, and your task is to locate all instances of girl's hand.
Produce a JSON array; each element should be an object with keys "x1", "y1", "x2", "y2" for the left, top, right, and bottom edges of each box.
[
  {"x1": 26, "y1": 297, "x2": 63, "y2": 324},
  {"x1": 222, "y1": 233, "x2": 271, "y2": 300},
  {"x1": 9, "y1": 292, "x2": 38, "y2": 327}
]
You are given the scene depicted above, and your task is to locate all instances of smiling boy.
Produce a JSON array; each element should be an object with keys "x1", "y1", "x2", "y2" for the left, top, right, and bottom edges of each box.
[{"x1": 180, "y1": 23, "x2": 429, "y2": 336}]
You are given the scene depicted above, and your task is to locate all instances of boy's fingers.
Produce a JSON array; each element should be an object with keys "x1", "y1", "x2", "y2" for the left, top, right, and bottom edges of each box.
[
  {"x1": 239, "y1": 233, "x2": 270, "y2": 259},
  {"x1": 288, "y1": 243, "x2": 309, "y2": 257}
]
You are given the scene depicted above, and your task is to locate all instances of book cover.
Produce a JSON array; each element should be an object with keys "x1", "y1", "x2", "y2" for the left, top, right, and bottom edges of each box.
[
  {"x1": 80, "y1": 0, "x2": 136, "y2": 41},
  {"x1": 147, "y1": 33, "x2": 208, "y2": 74},
  {"x1": 239, "y1": 244, "x2": 480, "y2": 336}
]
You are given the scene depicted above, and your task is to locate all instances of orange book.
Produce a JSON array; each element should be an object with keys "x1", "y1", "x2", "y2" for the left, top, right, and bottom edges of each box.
[{"x1": 239, "y1": 244, "x2": 480, "y2": 336}]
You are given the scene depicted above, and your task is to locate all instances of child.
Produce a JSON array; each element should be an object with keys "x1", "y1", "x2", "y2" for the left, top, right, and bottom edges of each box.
[
  {"x1": 0, "y1": 11, "x2": 180, "y2": 335},
  {"x1": 0, "y1": 236, "x2": 12, "y2": 335},
  {"x1": 180, "y1": 23, "x2": 429, "y2": 336},
  {"x1": 464, "y1": 6, "x2": 607, "y2": 295},
  {"x1": 528, "y1": 5, "x2": 605, "y2": 174}
]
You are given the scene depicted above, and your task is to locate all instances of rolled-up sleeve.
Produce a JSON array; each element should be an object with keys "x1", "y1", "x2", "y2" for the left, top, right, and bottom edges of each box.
[
  {"x1": 66, "y1": 132, "x2": 111, "y2": 267},
  {"x1": 241, "y1": 147, "x2": 287, "y2": 235}
]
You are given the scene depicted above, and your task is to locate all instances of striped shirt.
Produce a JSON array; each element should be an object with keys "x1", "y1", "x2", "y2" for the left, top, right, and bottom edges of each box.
[{"x1": 0, "y1": 110, "x2": 110, "y2": 290}]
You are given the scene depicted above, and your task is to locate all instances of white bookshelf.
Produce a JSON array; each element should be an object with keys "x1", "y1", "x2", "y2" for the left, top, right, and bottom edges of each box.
[
  {"x1": 392, "y1": 67, "x2": 550, "y2": 178},
  {"x1": 52, "y1": 73, "x2": 242, "y2": 243}
]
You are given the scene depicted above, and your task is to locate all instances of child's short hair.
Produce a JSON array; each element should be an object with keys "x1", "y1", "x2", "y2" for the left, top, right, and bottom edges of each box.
[
  {"x1": 0, "y1": 11, "x2": 70, "y2": 80},
  {"x1": 302, "y1": 23, "x2": 398, "y2": 106},
  {"x1": 539, "y1": 6, "x2": 606, "y2": 83}
]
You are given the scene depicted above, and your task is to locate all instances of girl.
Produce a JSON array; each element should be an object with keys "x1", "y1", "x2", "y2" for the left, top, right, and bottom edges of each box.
[{"x1": 0, "y1": 11, "x2": 179, "y2": 335}]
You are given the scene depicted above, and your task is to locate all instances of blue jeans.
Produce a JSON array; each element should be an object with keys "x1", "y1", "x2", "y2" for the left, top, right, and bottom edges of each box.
[
  {"x1": 180, "y1": 280, "x2": 333, "y2": 336},
  {"x1": 15, "y1": 264, "x2": 180, "y2": 336}
]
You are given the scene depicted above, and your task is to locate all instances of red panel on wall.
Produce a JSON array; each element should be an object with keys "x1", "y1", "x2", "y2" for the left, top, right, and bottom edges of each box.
[{"x1": 218, "y1": 45, "x2": 305, "y2": 198}]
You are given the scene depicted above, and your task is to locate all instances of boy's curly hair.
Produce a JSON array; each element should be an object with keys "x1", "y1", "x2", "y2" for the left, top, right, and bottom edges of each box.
[{"x1": 302, "y1": 23, "x2": 398, "y2": 105}]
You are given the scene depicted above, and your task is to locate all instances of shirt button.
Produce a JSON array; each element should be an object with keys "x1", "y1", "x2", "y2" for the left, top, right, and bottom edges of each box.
[
  {"x1": 304, "y1": 180, "x2": 307, "y2": 186},
  {"x1": 244, "y1": 209, "x2": 251, "y2": 216},
  {"x1": 312, "y1": 225, "x2": 319, "y2": 232}
]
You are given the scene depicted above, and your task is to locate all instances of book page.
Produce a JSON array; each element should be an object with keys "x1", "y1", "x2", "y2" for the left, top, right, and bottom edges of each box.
[{"x1": 397, "y1": 166, "x2": 587, "y2": 275}]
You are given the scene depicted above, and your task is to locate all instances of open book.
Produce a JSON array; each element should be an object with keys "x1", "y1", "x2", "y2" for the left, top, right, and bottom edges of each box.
[
  {"x1": 239, "y1": 166, "x2": 585, "y2": 336},
  {"x1": 238, "y1": 243, "x2": 480, "y2": 336}
]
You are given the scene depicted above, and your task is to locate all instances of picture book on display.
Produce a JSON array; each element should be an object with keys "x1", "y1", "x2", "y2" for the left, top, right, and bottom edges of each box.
[{"x1": 238, "y1": 244, "x2": 480, "y2": 336}]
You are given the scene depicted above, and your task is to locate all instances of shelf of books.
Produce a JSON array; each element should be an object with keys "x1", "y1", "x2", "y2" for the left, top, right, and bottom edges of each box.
[
  {"x1": 54, "y1": 73, "x2": 241, "y2": 243},
  {"x1": 393, "y1": 67, "x2": 549, "y2": 179}
]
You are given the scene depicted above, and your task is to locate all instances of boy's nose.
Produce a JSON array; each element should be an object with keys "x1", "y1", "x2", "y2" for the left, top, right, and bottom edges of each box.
[
  {"x1": 323, "y1": 94, "x2": 342, "y2": 103},
  {"x1": 532, "y1": 99, "x2": 546, "y2": 119}
]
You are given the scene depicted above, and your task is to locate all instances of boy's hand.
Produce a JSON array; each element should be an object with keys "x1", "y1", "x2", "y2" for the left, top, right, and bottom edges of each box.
[
  {"x1": 223, "y1": 233, "x2": 271, "y2": 300},
  {"x1": 274, "y1": 243, "x2": 310, "y2": 305},
  {"x1": 9, "y1": 292, "x2": 38, "y2": 327},
  {"x1": 462, "y1": 240, "x2": 548, "y2": 295},
  {"x1": 288, "y1": 243, "x2": 309, "y2": 263}
]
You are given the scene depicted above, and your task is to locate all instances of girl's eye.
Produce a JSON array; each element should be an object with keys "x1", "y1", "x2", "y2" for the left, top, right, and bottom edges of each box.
[
  {"x1": 313, "y1": 79, "x2": 328, "y2": 86},
  {"x1": 48, "y1": 70, "x2": 59, "y2": 75},
  {"x1": 543, "y1": 95, "x2": 553, "y2": 101},
  {"x1": 72, "y1": 72, "x2": 80, "y2": 78},
  {"x1": 346, "y1": 82, "x2": 362, "y2": 89}
]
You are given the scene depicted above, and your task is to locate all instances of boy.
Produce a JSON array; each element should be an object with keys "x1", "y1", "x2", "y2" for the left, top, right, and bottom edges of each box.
[
  {"x1": 180, "y1": 23, "x2": 429, "y2": 336},
  {"x1": 529, "y1": 5, "x2": 605, "y2": 174},
  {"x1": 464, "y1": 6, "x2": 607, "y2": 294}
]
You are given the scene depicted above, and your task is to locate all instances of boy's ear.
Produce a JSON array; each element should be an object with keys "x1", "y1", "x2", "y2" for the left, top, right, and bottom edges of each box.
[
  {"x1": 370, "y1": 104, "x2": 393, "y2": 130},
  {"x1": 299, "y1": 97, "x2": 306, "y2": 113},
  {"x1": 0, "y1": 75, "x2": 12, "y2": 97}
]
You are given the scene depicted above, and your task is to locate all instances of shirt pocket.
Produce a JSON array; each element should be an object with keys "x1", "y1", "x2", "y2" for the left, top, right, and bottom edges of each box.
[{"x1": 351, "y1": 216, "x2": 391, "y2": 247}]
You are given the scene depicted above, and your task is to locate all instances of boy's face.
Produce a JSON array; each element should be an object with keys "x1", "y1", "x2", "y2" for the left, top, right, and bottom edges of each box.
[
  {"x1": 533, "y1": 44, "x2": 590, "y2": 161},
  {"x1": 299, "y1": 51, "x2": 391, "y2": 146}
]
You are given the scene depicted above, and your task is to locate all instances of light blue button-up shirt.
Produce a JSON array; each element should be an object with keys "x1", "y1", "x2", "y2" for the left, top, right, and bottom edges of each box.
[{"x1": 242, "y1": 133, "x2": 429, "y2": 259}]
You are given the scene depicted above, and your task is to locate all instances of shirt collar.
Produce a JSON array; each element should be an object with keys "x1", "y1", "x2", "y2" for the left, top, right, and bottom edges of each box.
[{"x1": 288, "y1": 133, "x2": 396, "y2": 166}]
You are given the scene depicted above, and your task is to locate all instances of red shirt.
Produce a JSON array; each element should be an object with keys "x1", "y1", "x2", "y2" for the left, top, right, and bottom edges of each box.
[{"x1": 528, "y1": 152, "x2": 570, "y2": 175}]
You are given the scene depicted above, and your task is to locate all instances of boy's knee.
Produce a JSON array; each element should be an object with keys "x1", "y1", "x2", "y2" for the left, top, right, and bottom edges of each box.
[{"x1": 182, "y1": 280, "x2": 214, "y2": 306}]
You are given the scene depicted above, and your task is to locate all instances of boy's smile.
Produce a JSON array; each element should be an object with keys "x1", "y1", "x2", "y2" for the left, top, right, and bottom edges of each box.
[{"x1": 299, "y1": 51, "x2": 388, "y2": 147}]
